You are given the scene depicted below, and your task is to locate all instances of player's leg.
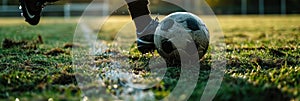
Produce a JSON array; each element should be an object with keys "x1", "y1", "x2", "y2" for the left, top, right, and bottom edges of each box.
[
  {"x1": 19, "y1": 0, "x2": 59, "y2": 25},
  {"x1": 125, "y1": 0, "x2": 159, "y2": 54}
]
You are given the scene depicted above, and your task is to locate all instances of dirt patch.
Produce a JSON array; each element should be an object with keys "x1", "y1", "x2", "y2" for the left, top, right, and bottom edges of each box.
[
  {"x1": 44, "y1": 48, "x2": 68, "y2": 56},
  {"x1": 63, "y1": 43, "x2": 82, "y2": 48},
  {"x1": 2, "y1": 35, "x2": 43, "y2": 49},
  {"x1": 250, "y1": 57, "x2": 286, "y2": 69},
  {"x1": 269, "y1": 49, "x2": 286, "y2": 57},
  {"x1": 2, "y1": 38, "x2": 29, "y2": 48},
  {"x1": 52, "y1": 73, "x2": 76, "y2": 85},
  {"x1": 94, "y1": 59, "x2": 111, "y2": 66},
  {"x1": 37, "y1": 35, "x2": 43, "y2": 44}
]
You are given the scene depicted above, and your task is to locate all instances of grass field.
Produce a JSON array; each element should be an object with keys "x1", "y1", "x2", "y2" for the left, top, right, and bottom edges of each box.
[{"x1": 0, "y1": 15, "x2": 299, "y2": 101}]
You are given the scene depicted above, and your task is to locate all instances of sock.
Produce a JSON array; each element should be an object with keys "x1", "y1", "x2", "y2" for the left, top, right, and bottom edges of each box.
[{"x1": 125, "y1": 0, "x2": 152, "y2": 33}]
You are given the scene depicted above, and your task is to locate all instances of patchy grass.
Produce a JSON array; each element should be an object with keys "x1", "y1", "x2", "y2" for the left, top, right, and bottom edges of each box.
[{"x1": 0, "y1": 15, "x2": 299, "y2": 101}]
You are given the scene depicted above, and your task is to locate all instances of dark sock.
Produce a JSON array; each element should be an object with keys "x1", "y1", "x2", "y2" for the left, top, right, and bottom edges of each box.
[{"x1": 125, "y1": 0, "x2": 152, "y2": 32}]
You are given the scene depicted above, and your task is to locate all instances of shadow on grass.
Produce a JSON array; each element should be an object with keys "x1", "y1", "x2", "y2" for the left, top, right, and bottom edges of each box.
[
  {"x1": 190, "y1": 74, "x2": 290, "y2": 101},
  {"x1": 148, "y1": 59, "x2": 291, "y2": 100}
]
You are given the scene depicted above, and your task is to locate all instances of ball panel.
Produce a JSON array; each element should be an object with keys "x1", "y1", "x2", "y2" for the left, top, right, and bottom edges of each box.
[
  {"x1": 160, "y1": 19, "x2": 175, "y2": 32},
  {"x1": 161, "y1": 39, "x2": 176, "y2": 54},
  {"x1": 186, "y1": 18, "x2": 200, "y2": 31}
]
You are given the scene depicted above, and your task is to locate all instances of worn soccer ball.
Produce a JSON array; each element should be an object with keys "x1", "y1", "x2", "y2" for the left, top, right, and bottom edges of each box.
[{"x1": 154, "y1": 12, "x2": 210, "y2": 64}]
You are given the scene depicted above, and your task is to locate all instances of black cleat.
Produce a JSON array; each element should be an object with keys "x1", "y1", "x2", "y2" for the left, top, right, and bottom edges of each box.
[
  {"x1": 137, "y1": 17, "x2": 159, "y2": 54},
  {"x1": 19, "y1": 0, "x2": 46, "y2": 25}
]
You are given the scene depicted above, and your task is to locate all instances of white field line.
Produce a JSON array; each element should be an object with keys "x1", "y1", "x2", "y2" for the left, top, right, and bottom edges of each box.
[{"x1": 78, "y1": 23, "x2": 156, "y2": 100}]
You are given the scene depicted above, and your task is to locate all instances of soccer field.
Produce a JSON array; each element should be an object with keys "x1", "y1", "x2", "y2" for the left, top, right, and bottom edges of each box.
[{"x1": 0, "y1": 15, "x2": 299, "y2": 100}]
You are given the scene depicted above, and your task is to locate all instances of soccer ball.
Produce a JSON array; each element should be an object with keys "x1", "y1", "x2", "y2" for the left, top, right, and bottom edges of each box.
[{"x1": 154, "y1": 12, "x2": 209, "y2": 64}]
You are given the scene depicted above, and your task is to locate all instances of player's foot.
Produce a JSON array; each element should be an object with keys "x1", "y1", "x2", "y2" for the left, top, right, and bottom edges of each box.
[
  {"x1": 137, "y1": 17, "x2": 159, "y2": 54},
  {"x1": 19, "y1": 0, "x2": 46, "y2": 25}
]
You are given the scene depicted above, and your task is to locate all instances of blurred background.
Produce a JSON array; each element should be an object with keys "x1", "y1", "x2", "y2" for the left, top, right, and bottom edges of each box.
[{"x1": 1, "y1": 0, "x2": 300, "y2": 17}]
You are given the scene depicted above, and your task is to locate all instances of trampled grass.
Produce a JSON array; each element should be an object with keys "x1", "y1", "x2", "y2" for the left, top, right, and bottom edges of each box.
[{"x1": 0, "y1": 15, "x2": 299, "y2": 101}]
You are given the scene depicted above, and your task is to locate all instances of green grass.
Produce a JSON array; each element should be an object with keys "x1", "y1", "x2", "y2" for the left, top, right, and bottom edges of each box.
[{"x1": 0, "y1": 15, "x2": 299, "y2": 101}]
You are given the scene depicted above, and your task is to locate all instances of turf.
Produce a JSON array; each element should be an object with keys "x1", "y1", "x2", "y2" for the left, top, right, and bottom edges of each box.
[{"x1": 0, "y1": 15, "x2": 299, "y2": 101}]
